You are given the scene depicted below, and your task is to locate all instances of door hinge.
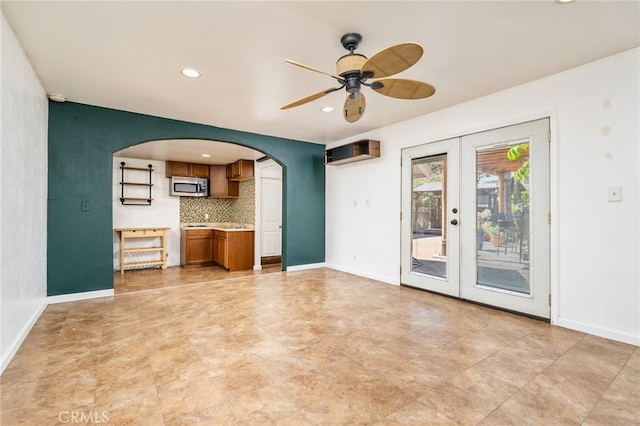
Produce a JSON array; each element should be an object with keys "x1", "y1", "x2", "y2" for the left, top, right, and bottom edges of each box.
[
  {"x1": 549, "y1": 293, "x2": 552, "y2": 306},
  {"x1": 548, "y1": 128, "x2": 551, "y2": 143},
  {"x1": 400, "y1": 265, "x2": 402, "y2": 275},
  {"x1": 548, "y1": 211, "x2": 551, "y2": 224},
  {"x1": 400, "y1": 211, "x2": 402, "y2": 221}
]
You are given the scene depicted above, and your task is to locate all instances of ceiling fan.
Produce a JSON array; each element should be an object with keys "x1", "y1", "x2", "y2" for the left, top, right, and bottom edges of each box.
[{"x1": 281, "y1": 33, "x2": 436, "y2": 123}]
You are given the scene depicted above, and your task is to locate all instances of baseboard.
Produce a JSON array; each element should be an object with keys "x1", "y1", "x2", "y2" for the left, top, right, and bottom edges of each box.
[
  {"x1": 47, "y1": 289, "x2": 114, "y2": 304},
  {"x1": 0, "y1": 301, "x2": 47, "y2": 375},
  {"x1": 324, "y1": 263, "x2": 400, "y2": 286},
  {"x1": 555, "y1": 317, "x2": 640, "y2": 346},
  {"x1": 286, "y1": 262, "x2": 326, "y2": 272},
  {"x1": 261, "y1": 255, "x2": 282, "y2": 265}
]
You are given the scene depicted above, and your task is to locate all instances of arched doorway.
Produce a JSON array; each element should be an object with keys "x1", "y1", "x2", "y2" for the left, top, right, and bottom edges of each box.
[
  {"x1": 47, "y1": 102, "x2": 325, "y2": 296},
  {"x1": 112, "y1": 139, "x2": 282, "y2": 286}
]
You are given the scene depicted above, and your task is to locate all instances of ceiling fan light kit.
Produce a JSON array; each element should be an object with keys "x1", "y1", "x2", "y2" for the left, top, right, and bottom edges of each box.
[{"x1": 282, "y1": 32, "x2": 435, "y2": 123}]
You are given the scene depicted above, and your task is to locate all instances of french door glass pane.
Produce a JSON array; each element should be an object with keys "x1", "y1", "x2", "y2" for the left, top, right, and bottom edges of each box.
[
  {"x1": 411, "y1": 154, "x2": 447, "y2": 279},
  {"x1": 476, "y1": 143, "x2": 531, "y2": 294}
]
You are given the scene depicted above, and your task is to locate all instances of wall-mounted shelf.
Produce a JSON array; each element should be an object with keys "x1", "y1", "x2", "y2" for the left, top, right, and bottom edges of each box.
[
  {"x1": 325, "y1": 139, "x2": 380, "y2": 165},
  {"x1": 120, "y1": 162, "x2": 153, "y2": 205}
]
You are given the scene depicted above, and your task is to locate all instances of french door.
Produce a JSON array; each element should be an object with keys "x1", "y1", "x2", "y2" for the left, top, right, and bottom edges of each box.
[
  {"x1": 401, "y1": 119, "x2": 550, "y2": 318},
  {"x1": 401, "y1": 138, "x2": 461, "y2": 297}
]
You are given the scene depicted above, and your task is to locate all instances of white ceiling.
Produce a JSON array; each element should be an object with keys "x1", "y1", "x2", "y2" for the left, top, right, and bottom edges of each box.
[
  {"x1": 3, "y1": 0, "x2": 639, "y2": 163},
  {"x1": 115, "y1": 138, "x2": 266, "y2": 165}
]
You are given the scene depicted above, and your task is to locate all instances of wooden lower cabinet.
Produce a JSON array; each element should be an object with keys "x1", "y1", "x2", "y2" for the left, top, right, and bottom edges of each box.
[
  {"x1": 182, "y1": 228, "x2": 254, "y2": 271},
  {"x1": 213, "y1": 230, "x2": 254, "y2": 271},
  {"x1": 213, "y1": 230, "x2": 226, "y2": 267},
  {"x1": 181, "y1": 229, "x2": 214, "y2": 266},
  {"x1": 227, "y1": 231, "x2": 254, "y2": 271}
]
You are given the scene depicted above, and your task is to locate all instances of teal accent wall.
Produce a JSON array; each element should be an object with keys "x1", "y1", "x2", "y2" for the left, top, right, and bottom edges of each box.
[{"x1": 48, "y1": 102, "x2": 325, "y2": 296}]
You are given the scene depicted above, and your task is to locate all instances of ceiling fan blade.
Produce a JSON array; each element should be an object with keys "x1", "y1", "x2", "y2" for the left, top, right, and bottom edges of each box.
[
  {"x1": 371, "y1": 78, "x2": 435, "y2": 99},
  {"x1": 281, "y1": 87, "x2": 342, "y2": 110},
  {"x1": 343, "y1": 92, "x2": 366, "y2": 123},
  {"x1": 362, "y1": 42, "x2": 423, "y2": 78},
  {"x1": 285, "y1": 59, "x2": 344, "y2": 81}
]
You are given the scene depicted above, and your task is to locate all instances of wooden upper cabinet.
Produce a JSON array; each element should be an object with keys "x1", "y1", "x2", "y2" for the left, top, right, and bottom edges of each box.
[
  {"x1": 209, "y1": 165, "x2": 239, "y2": 198},
  {"x1": 166, "y1": 161, "x2": 210, "y2": 179},
  {"x1": 166, "y1": 161, "x2": 190, "y2": 177},
  {"x1": 190, "y1": 163, "x2": 210, "y2": 179},
  {"x1": 227, "y1": 159, "x2": 254, "y2": 181}
]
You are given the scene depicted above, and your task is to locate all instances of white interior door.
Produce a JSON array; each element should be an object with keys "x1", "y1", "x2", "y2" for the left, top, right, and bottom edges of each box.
[
  {"x1": 401, "y1": 138, "x2": 460, "y2": 297},
  {"x1": 261, "y1": 177, "x2": 282, "y2": 257},
  {"x1": 401, "y1": 119, "x2": 550, "y2": 318}
]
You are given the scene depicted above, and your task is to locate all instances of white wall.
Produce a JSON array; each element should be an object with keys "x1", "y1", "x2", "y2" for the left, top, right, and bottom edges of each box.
[
  {"x1": 0, "y1": 14, "x2": 48, "y2": 373},
  {"x1": 112, "y1": 157, "x2": 180, "y2": 270},
  {"x1": 326, "y1": 48, "x2": 639, "y2": 346}
]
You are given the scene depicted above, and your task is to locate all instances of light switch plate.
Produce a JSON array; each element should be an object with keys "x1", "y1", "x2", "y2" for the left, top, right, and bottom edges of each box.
[{"x1": 607, "y1": 186, "x2": 622, "y2": 202}]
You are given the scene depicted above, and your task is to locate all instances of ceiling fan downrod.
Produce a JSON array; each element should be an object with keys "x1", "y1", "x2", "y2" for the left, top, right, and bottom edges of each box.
[{"x1": 340, "y1": 32, "x2": 362, "y2": 53}]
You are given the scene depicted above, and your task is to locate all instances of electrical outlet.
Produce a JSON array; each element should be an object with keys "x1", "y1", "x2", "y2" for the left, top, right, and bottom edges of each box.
[
  {"x1": 607, "y1": 186, "x2": 622, "y2": 202},
  {"x1": 205, "y1": 213, "x2": 210, "y2": 220}
]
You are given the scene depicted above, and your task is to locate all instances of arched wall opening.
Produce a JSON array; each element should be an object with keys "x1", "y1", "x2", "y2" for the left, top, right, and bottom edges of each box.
[
  {"x1": 48, "y1": 102, "x2": 325, "y2": 296},
  {"x1": 112, "y1": 138, "x2": 281, "y2": 274}
]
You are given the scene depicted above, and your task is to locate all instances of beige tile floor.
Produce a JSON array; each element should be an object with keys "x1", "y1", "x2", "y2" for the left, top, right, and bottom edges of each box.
[
  {"x1": 113, "y1": 264, "x2": 283, "y2": 294},
  {"x1": 1, "y1": 268, "x2": 638, "y2": 425}
]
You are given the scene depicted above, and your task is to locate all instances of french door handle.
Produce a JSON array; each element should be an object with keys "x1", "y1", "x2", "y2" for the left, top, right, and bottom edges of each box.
[{"x1": 450, "y1": 219, "x2": 459, "y2": 225}]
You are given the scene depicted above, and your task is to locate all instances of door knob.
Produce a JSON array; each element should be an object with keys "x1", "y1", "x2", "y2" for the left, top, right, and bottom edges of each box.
[{"x1": 450, "y1": 219, "x2": 458, "y2": 225}]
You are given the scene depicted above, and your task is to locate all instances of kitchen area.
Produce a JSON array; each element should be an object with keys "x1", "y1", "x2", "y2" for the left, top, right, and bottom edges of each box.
[{"x1": 112, "y1": 140, "x2": 283, "y2": 293}]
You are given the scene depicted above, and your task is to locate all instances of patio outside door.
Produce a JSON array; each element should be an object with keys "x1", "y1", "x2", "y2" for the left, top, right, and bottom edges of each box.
[{"x1": 401, "y1": 118, "x2": 550, "y2": 318}]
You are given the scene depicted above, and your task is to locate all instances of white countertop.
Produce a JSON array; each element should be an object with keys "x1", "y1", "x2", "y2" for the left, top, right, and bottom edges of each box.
[{"x1": 180, "y1": 222, "x2": 255, "y2": 232}]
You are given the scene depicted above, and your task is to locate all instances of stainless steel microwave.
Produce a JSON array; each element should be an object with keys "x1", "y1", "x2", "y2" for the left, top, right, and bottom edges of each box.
[{"x1": 170, "y1": 176, "x2": 208, "y2": 197}]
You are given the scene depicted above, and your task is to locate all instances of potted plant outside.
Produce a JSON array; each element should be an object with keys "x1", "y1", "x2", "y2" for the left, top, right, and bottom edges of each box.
[{"x1": 482, "y1": 222, "x2": 505, "y2": 246}]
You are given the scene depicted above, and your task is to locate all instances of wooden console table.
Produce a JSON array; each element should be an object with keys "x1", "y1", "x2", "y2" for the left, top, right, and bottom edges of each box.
[{"x1": 114, "y1": 227, "x2": 170, "y2": 274}]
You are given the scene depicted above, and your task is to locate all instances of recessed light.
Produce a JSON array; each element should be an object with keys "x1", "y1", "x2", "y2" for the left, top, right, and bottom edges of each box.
[
  {"x1": 201, "y1": 154, "x2": 211, "y2": 158},
  {"x1": 181, "y1": 68, "x2": 201, "y2": 78},
  {"x1": 556, "y1": 0, "x2": 576, "y2": 3},
  {"x1": 321, "y1": 106, "x2": 334, "y2": 113}
]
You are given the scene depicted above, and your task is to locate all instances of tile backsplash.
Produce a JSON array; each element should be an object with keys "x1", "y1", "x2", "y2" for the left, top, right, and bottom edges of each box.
[{"x1": 180, "y1": 179, "x2": 255, "y2": 224}]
